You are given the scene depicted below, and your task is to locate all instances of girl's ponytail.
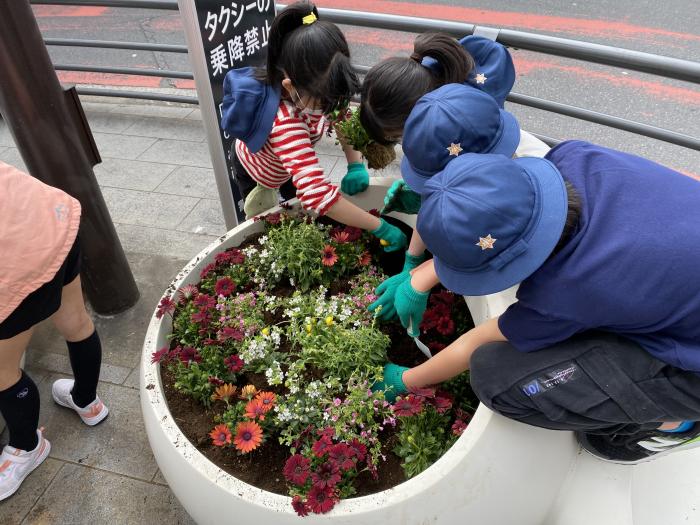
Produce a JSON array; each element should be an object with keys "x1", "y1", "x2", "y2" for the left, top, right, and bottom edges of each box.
[
  {"x1": 360, "y1": 33, "x2": 473, "y2": 144},
  {"x1": 263, "y1": 2, "x2": 320, "y2": 85}
]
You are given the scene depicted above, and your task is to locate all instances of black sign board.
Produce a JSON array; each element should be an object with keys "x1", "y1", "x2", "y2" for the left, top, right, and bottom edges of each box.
[{"x1": 192, "y1": 0, "x2": 275, "y2": 222}]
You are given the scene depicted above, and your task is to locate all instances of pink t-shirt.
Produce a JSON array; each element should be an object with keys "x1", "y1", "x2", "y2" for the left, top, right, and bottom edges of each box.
[{"x1": 0, "y1": 161, "x2": 81, "y2": 323}]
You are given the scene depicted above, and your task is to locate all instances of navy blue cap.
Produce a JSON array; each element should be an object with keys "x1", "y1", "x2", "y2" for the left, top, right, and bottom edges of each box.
[
  {"x1": 401, "y1": 83, "x2": 520, "y2": 195},
  {"x1": 221, "y1": 67, "x2": 281, "y2": 154},
  {"x1": 423, "y1": 35, "x2": 516, "y2": 108},
  {"x1": 416, "y1": 153, "x2": 568, "y2": 296}
]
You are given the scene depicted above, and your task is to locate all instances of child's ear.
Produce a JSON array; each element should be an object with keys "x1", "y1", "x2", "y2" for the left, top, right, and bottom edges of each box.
[{"x1": 281, "y1": 78, "x2": 293, "y2": 95}]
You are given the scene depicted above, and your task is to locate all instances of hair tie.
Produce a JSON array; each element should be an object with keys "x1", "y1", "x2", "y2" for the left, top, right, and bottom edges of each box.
[
  {"x1": 302, "y1": 12, "x2": 317, "y2": 25},
  {"x1": 409, "y1": 52, "x2": 423, "y2": 64}
]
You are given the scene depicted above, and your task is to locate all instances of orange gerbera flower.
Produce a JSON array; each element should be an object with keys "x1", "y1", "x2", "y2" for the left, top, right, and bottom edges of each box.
[
  {"x1": 234, "y1": 421, "x2": 263, "y2": 453},
  {"x1": 240, "y1": 384, "x2": 258, "y2": 400},
  {"x1": 244, "y1": 399, "x2": 267, "y2": 420},
  {"x1": 255, "y1": 391, "x2": 276, "y2": 412},
  {"x1": 321, "y1": 245, "x2": 338, "y2": 267},
  {"x1": 211, "y1": 383, "x2": 237, "y2": 403},
  {"x1": 209, "y1": 424, "x2": 232, "y2": 447},
  {"x1": 357, "y1": 250, "x2": 371, "y2": 267}
]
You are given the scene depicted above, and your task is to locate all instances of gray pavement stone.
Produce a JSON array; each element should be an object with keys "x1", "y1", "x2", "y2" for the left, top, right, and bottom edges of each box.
[
  {"x1": 111, "y1": 103, "x2": 195, "y2": 120},
  {"x1": 115, "y1": 223, "x2": 217, "y2": 260},
  {"x1": 124, "y1": 116, "x2": 206, "y2": 142},
  {"x1": 0, "y1": 122, "x2": 15, "y2": 147},
  {"x1": 122, "y1": 367, "x2": 140, "y2": 390},
  {"x1": 85, "y1": 112, "x2": 141, "y2": 134},
  {"x1": 37, "y1": 373, "x2": 159, "y2": 482},
  {"x1": 79, "y1": 101, "x2": 124, "y2": 114},
  {"x1": 184, "y1": 108, "x2": 203, "y2": 121},
  {"x1": 92, "y1": 132, "x2": 158, "y2": 160},
  {"x1": 101, "y1": 186, "x2": 199, "y2": 229},
  {"x1": 176, "y1": 198, "x2": 226, "y2": 236},
  {"x1": 0, "y1": 148, "x2": 27, "y2": 171},
  {"x1": 138, "y1": 138, "x2": 213, "y2": 168},
  {"x1": 93, "y1": 157, "x2": 177, "y2": 192},
  {"x1": 152, "y1": 469, "x2": 167, "y2": 485},
  {"x1": 26, "y1": 351, "x2": 131, "y2": 386},
  {"x1": 0, "y1": 458, "x2": 64, "y2": 525},
  {"x1": 22, "y1": 463, "x2": 194, "y2": 525},
  {"x1": 154, "y1": 165, "x2": 220, "y2": 199}
]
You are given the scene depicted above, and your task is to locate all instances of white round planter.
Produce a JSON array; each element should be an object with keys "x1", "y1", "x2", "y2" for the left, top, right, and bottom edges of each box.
[{"x1": 141, "y1": 179, "x2": 577, "y2": 524}]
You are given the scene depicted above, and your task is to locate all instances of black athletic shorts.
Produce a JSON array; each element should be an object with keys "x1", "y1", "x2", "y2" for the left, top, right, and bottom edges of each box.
[{"x1": 0, "y1": 235, "x2": 82, "y2": 340}]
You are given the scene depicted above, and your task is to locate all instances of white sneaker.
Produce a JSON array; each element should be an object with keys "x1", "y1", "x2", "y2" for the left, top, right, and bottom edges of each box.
[
  {"x1": 0, "y1": 428, "x2": 51, "y2": 501},
  {"x1": 52, "y1": 379, "x2": 109, "y2": 426}
]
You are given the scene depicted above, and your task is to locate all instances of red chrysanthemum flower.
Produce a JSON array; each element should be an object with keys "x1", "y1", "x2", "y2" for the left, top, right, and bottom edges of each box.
[
  {"x1": 306, "y1": 485, "x2": 337, "y2": 514},
  {"x1": 432, "y1": 290, "x2": 455, "y2": 306},
  {"x1": 244, "y1": 399, "x2": 267, "y2": 421},
  {"x1": 342, "y1": 226, "x2": 362, "y2": 242},
  {"x1": 357, "y1": 250, "x2": 372, "y2": 267},
  {"x1": 264, "y1": 212, "x2": 282, "y2": 225},
  {"x1": 311, "y1": 435, "x2": 333, "y2": 458},
  {"x1": 430, "y1": 393, "x2": 453, "y2": 414},
  {"x1": 328, "y1": 443, "x2": 355, "y2": 471},
  {"x1": 347, "y1": 439, "x2": 367, "y2": 462},
  {"x1": 254, "y1": 391, "x2": 276, "y2": 412},
  {"x1": 368, "y1": 208, "x2": 380, "y2": 217},
  {"x1": 311, "y1": 460, "x2": 341, "y2": 489},
  {"x1": 317, "y1": 427, "x2": 335, "y2": 439},
  {"x1": 283, "y1": 454, "x2": 311, "y2": 485},
  {"x1": 218, "y1": 326, "x2": 245, "y2": 343},
  {"x1": 331, "y1": 230, "x2": 350, "y2": 244},
  {"x1": 194, "y1": 293, "x2": 216, "y2": 309},
  {"x1": 199, "y1": 262, "x2": 217, "y2": 280},
  {"x1": 208, "y1": 375, "x2": 225, "y2": 386},
  {"x1": 420, "y1": 309, "x2": 439, "y2": 331},
  {"x1": 407, "y1": 386, "x2": 436, "y2": 399},
  {"x1": 209, "y1": 424, "x2": 232, "y2": 447},
  {"x1": 190, "y1": 309, "x2": 212, "y2": 326},
  {"x1": 155, "y1": 296, "x2": 176, "y2": 319},
  {"x1": 321, "y1": 245, "x2": 338, "y2": 267},
  {"x1": 452, "y1": 419, "x2": 468, "y2": 436},
  {"x1": 224, "y1": 354, "x2": 245, "y2": 373},
  {"x1": 177, "y1": 284, "x2": 199, "y2": 304},
  {"x1": 392, "y1": 395, "x2": 423, "y2": 417},
  {"x1": 150, "y1": 346, "x2": 170, "y2": 364},
  {"x1": 291, "y1": 495, "x2": 309, "y2": 517},
  {"x1": 233, "y1": 421, "x2": 263, "y2": 453},
  {"x1": 215, "y1": 276, "x2": 236, "y2": 297},
  {"x1": 436, "y1": 316, "x2": 455, "y2": 336},
  {"x1": 178, "y1": 346, "x2": 202, "y2": 366},
  {"x1": 228, "y1": 248, "x2": 245, "y2": 265}
]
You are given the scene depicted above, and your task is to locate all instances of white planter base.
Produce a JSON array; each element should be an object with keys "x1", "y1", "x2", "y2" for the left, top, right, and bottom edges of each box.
[{"x1": 141, "y1": 179, "x2": 700, "y2": 524}]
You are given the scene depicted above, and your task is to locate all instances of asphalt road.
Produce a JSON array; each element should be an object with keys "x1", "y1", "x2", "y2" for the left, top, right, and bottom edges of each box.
[{"x1": 33, "y1": 1, "x2": 700, "y2": 173}]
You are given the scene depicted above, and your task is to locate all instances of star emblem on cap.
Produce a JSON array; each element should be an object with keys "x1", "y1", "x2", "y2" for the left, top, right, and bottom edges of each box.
[
  {"x1": 446, "y1": 142, "x2": 463, "y2": 156},
  {"x1": 475, "y1": 72, "x2": 488, "y2": 85},
  {"x1": 476, "y1": 234, "x2": 497, "y2": 250}
]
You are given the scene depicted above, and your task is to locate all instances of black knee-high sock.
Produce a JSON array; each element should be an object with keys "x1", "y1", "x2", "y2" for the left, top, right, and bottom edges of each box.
[
  {"x1": 67, "y1": 330, "x2": 102, "y2": 408},
  {"x1": 0, "y1": 371, "x2": 39, "y2": 451}
]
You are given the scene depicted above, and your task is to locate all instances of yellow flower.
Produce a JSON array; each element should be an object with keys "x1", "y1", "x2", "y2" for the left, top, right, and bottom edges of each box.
[
  {"x1": 240, "y1": 384, "x2": 258, "y2": 400},
  {"x1": 261, "y1": 327, "x2": 270, "y2": 336},
  {"x1": 325, "y1": 316, "x2": 334, "y2": 326},
  {"x1": 305, "y1": 324, "x2": 312, "y2": 333},
  {"x1": 380, "y1": 239, "x2": 390, "y2": 246}
]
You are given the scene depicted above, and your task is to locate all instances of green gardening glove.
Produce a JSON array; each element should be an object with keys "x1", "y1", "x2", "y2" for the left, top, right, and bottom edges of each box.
[
  {"x1": 371, "y1": 363, "x2": 409, "y2": 403},
  {"x1": 341, "y1": 162, "x2": 370, "y2": 195},
  {"x1": 382, "y1": 180, "x2": 422, "y2": 215},
  {"x1": 371, "y1": 218, "x2": 407, "y2": 253},
  {"x1": 395, "y1": 278, "x2": 429, "y2": 337},
  {"x1": 403, "y1": 251, "x2": 426, "y2": 272},
  {"x1": 368, "y1": 271, "x2": 410, "y2": 320}
]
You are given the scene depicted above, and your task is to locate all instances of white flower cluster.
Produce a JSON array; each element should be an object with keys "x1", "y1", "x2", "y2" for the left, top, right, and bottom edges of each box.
[{"x1": 265, "y1": 361, "x2": 284, "y2": 385}]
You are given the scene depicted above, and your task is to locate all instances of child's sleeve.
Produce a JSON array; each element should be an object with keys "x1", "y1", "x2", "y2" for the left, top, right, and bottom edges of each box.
[
  {"x1": 498, "y1": 301, "x2": 586, "y2": 352},
  {"x1": 269, "y1": 115, "x2": 340, "y2": 215}
]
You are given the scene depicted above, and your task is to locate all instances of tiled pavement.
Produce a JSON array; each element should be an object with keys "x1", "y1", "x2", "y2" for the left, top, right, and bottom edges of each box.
[{"x1": 0, "y1": 96, "x2": 401, "y2": 524}]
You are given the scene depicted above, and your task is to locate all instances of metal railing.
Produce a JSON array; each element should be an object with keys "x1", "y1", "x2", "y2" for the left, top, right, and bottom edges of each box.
[{"x1": 30, "y1": 0, "x2": 700, "y2": 150}]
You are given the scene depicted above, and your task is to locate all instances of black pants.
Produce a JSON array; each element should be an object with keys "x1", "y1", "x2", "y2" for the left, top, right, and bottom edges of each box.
[
  {"x1": 470, "y1": 332, "x2": 700, "y2": 435},
  {"x1": 230, "y1": 146, "x2": 296, "y2": 202}
]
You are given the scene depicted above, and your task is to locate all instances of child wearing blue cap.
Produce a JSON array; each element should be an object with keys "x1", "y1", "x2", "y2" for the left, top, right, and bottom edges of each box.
[
  {"x1": 376, "y1": 141, "x2": 700, "y2": 464},
  {"x1": 221, "y1": 2, "x2": 406, "y2": 251},
  {"x1": 368, "y1": 82, "x2": 547, "y2": 334}
]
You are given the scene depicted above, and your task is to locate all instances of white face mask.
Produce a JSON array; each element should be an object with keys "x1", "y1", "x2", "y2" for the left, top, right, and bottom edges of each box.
[{"x1": 290, "y1": 86, "x2": 324, "y2": 116}]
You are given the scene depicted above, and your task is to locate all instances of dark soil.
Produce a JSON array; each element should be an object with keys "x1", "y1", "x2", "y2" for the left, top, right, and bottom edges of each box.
[{"x1": 160, "y1": 214, "x2": 475, "y2": 497}]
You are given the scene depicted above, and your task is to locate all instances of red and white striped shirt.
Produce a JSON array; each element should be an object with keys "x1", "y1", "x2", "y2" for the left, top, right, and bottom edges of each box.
[{"x1": 235, "y1": 100, "x2": 340, "y2": 215}]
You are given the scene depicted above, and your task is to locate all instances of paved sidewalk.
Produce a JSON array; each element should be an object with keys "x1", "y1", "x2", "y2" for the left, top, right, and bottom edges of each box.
[{"x1": 0, "y1": 96, "x2": 400, "y2": 524}]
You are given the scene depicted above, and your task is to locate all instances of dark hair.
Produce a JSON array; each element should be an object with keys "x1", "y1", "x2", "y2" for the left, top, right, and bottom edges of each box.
[
  {"x1": 258, "y1": 1, "x2": 360, "y2": 114},
  {"x1": 549, "y1": 182, "x2": 582, "y2": 257},
  {"x1": 360, "y1": 33, "x2": 473, "y2": 144}
]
